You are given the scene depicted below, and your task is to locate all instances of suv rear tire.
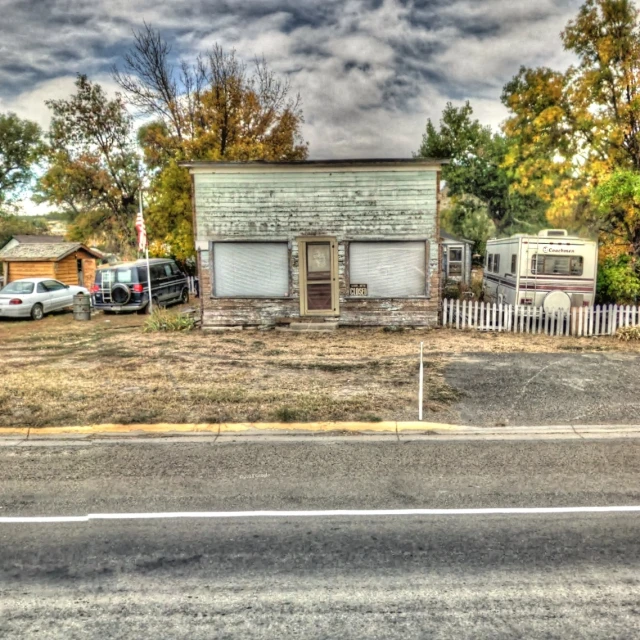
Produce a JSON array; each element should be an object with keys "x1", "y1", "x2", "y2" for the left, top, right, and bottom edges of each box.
[{"x1": 180, "y1": 288, "x2": 189, "y2": 304}]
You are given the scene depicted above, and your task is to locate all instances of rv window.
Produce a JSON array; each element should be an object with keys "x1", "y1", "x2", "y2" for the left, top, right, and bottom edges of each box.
[
  {"x1": 487, "y1": 254, "x2": 493, "y2": 272},
  {"x1": 493, "y1": 255, "x2": 500, "y2": 273},
  {"x1": 448, "y1": 247, "x2": 463, "y2": 276},
  {"x1": 531, "y1": 255, "x2": 584, "y2": 276},
  {"x1": 511, "y1": 254, "x2": 517, "y2": 274},
  {"x1": 350, "y1": 242, "x2": 426, "y2": 297},
  {"x1": 213, "y1": 242, "x2": 289, "y2": 297}
]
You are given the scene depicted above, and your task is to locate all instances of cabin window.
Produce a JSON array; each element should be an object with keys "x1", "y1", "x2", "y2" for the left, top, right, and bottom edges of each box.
[
  {"x1": 511, "y1": 254, "x2": 517, "y2": 274},
  {"x1": 487, "y1": 254, "x2": 493, "y2": 272},
  {"x1": 531, "y1": 254, "x2": 583, "y2": 276},
  {"x1": 448, "y1": 247, "x2": 463, "y2": 276},
  {"x1": 492, "y1": 254, "x2": 500, "y2": 273},
  {"x1": 213, "y1": 242, "x2": 289, "y2": 297},
  {"x1": 349, "y1": 241, "x2": 426, "y2": 297}
]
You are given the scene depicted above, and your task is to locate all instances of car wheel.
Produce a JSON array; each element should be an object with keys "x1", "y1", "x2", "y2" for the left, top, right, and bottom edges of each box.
[
  {"x1": 180, "y1": 288, "x2": 189, "y2": 304},
  {"x1": 31, "y1": 304, "x2": 44, "y2": 321}
]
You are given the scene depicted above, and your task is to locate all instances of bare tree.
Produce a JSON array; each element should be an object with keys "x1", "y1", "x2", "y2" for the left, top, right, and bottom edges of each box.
[{"x1": 113, "y1": 24, "x2": 306, "y2": 161}]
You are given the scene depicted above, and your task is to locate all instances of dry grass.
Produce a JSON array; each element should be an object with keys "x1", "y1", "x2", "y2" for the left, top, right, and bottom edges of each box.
[{"x1": 1, "y1": 310, "x2": 638, "y2": 428}]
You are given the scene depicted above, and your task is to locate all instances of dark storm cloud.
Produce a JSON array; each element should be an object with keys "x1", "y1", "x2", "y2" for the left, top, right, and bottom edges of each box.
[{"x1": 0, "y1": 0, "x2": 582, "y2": 158}]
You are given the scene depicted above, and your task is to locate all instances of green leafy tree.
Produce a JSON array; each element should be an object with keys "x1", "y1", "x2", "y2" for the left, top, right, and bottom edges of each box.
[
  {"x1": 36, "y1": 75, "x2": 142, "y2": 255},
  {"x1": 114, "y1": 25, "x2": 308, "y2": 260},
  {"x1": 502, "y1": 0, "x2": 640, "y2": 257},
  {"x1": 417, "y1": 101, "x2": 546, "y2": 245},
  {"x1": 441, "y1": 196, "x2": 496, "y2": 259},
  {"x1": 0, "y1": 112, "x2": 43, "y2": 212},
  {"x1": 597, "y1": 254, "x2": 640, "y2": 303},
  {"x1": 0, "y1": 215, "x2": 48, "y2": 250}
]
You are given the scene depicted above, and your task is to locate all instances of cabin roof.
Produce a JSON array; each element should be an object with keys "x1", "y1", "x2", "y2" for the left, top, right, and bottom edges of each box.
[
  {"x1": 11, "y1": 234, "x2": 66, "y2": 244},
  {"x1": 441, "y1": 230, "x2": 473, "y2": 244},
  {"x1": 0, "y1": 242, "x2": 102, "y2": 262}
]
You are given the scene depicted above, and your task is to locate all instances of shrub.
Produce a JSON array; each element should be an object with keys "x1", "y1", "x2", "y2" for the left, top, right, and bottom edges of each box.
[
  {"x1": 143, "y1": 308, "x2": 196, "y2": 333},
  {"x1": 617, "y1": 326, "x2": 640, "y2": 342},
  {"x1": 597, "y1": 255, "x2": 640, "y2": 305}
]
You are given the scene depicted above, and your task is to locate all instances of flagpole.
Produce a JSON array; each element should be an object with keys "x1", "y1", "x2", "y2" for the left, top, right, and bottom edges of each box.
[{"x1": 139, "y1": 189, "x2": 153, "y2": 314}]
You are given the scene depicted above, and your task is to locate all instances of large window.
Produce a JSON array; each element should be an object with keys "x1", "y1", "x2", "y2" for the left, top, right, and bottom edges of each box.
[
  {"x1": 531, "y1": 254, "x2": 583, "y2": 276},
  {"x1": 349, "y1": 242, "x2": 426, "y2": 297},
  {"x1": 448, "y1": 246, "x2": 463, "y2": 276},
  {"x1": 213, "y1": 242, "x2": 289, "y2": 297}
]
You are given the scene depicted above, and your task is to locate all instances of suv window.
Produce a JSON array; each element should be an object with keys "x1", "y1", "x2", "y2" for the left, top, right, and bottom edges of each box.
[
  {"x1": 163, "y1": 264, "x2": 173, "y2": 277},
  {"x1": 170, "y1": 263, "x2": 181, "y2": 276},
  {"x1": 137, "y1": 266, "x2": 149, "y2": 283},
  {"x1": 151, "y1": 265, "x2": 166, "y2": 280},
  {"x1": 98, "y1": 268, "x2": 139, "y2": 285}
]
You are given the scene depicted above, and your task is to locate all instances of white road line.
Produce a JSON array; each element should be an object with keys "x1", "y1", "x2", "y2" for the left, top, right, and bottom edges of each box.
[{"x1": 2, "y1": 506, "x2": 640, "y2": 524}]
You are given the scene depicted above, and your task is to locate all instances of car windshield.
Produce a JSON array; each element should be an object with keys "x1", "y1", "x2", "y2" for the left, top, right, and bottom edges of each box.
[{"x1": 0, "y1": 281, "x2": 34, "y2": 295}]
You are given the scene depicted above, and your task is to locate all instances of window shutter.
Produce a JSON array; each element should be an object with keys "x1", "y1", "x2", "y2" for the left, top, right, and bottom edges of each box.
[
  {"x1": 214, "y1": 243, "x2": 289, "y2": 297},
  {"x1": 349, "y1": 242, "x2": 426, "y2": 297}
]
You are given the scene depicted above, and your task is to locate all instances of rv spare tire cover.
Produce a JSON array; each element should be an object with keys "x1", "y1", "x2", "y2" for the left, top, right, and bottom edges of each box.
[
  {"x1": 542, "y1": 290, "x2": 571, "y2": 312},
  {"x1": 111, "y1": 283, "x2": 131, "y2": 305}
]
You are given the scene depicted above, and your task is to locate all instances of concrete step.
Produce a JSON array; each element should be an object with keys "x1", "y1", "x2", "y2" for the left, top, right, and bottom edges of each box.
[{"x1": 287, "y1": 321, "x2": 339, "y2": 332}]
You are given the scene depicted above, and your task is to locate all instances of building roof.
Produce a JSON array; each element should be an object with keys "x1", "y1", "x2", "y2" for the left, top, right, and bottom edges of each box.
[
  {"x1": 441, "y1": 230, "x2": 473, "y2": 244},
  {"x1": 11, "y1": 234, "x2": 66, "y2": 244},
  {"x1": 0, "y1": 242, "x2": 102, "y2": 262},
  {"x1": 182, "y1": 157, "x2": 448, "y2": 170}
]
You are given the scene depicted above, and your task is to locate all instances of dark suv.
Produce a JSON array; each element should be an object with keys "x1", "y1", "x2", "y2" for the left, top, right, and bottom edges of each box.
[{"x1": 91, "y1": 259, "x2": 189, "y2": 314}]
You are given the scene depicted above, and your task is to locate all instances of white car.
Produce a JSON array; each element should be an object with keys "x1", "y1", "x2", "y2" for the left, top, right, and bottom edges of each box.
[{"x1": 0, "y1": 278, "x2": 89, "y2": 320}]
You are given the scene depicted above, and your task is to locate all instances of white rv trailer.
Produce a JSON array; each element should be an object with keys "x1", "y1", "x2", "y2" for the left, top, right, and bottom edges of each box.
[{"x1": 483, "y1": 229, "x2": 598, "y2": 311}]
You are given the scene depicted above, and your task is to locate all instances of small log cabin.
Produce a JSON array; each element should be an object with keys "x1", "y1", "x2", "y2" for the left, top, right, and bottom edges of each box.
[
  {"x1": 184, "y1": 158, "x2": 446, "y2": 329},
  {"x1": 0, "y1": 242, "x2": 102, "y2": 288}
]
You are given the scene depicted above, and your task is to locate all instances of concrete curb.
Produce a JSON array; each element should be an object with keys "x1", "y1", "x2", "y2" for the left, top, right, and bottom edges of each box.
[
  {"x1": 0, "y1": 421, "x2": 460, "y2": 438},
  {"x1": 2, "y1": 422, "x2": 640, "y2": 441}
]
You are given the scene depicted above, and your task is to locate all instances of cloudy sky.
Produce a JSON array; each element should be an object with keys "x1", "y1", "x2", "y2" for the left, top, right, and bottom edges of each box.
[{"x1": 1, "y1": 0, "x2": 581, "y2": 161}]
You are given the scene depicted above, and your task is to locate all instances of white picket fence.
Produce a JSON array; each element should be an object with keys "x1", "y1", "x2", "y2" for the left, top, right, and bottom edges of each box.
[
  {"x1": 442, "y1": 299, "x2": 640, "y2": 337},
  {"x1": 187, "y1": 276, "x2": 199, "y2": 296}
]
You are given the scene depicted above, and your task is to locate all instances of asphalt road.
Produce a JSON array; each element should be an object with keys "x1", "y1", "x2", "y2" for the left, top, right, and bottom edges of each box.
[
  {"x1": 1, "y1": 440, "x2": 640, "y2": 638},
  {"x1": 445, "y1": 351, "x2": 640, "y2": 426}
]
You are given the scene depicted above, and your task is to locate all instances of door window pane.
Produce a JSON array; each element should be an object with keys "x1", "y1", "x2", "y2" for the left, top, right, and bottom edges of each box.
[
  {"x1": 448, "y1": 246, "x2": 463, "y2": 276},
  {"x1": 307, "y1": 243, "x2": 331, "y2": 279},
  {"x1": 349, "y1": 242, "x2": 426, "y2": 297},
  {"x1": 214, "y1": 243, "x2": 289, "y2": 297}
]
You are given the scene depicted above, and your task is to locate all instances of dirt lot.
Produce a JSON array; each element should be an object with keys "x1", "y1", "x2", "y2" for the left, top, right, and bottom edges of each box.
[{"x1": 1, "y1": 310, "x2": 639, "y2": 428}]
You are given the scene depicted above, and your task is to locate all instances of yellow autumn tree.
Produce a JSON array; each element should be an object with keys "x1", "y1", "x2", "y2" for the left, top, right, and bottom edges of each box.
[
  {"x1": 114, "y1": 26, "x2": 308, "y2": 263},
  {"x1": 502, "y1": 0, "x2": 640, "y2": 258}
]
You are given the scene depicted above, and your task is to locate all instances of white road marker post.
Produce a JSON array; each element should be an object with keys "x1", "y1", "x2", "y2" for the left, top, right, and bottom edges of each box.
[{"x1": 418, "y1": 341, "x2": 424, "y2": 421}]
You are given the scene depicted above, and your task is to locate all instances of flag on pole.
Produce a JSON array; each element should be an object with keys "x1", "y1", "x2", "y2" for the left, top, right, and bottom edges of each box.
[{"x1": 135, "y1": 206, "x2": 147, "y2": 252}]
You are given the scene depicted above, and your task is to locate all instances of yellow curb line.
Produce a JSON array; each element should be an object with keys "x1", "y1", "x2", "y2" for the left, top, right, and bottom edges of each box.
[{"x1": 0, "y1": 421, "x2": 465, "y2": 437}]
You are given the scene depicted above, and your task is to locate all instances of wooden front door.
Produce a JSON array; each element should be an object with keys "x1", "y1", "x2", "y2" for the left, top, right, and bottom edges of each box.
[{"x1": 299, "y1": 238, "x2": 339, "y2": 316}]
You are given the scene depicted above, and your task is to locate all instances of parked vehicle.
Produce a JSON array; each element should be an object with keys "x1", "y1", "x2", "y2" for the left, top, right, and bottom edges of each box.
[
  {"x1": 0, "y1": 278, "x2": 89, "y2": 320},
  {"x1": 483, "y1": 230, "x2": 598, "y2": 312},
  {"x1": 91, "y1": 259, "x2": 189, "y2": 314}
]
